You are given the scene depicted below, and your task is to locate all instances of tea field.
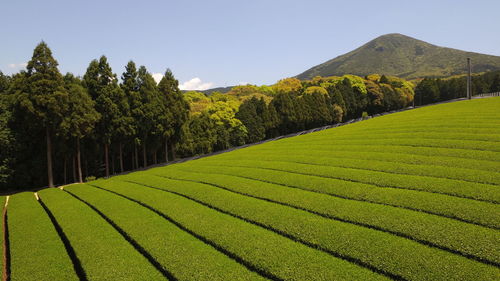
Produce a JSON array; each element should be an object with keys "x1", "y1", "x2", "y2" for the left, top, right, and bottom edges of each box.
[{"x1": 2, "y1": 97, "x2": 499, "y2": 280}]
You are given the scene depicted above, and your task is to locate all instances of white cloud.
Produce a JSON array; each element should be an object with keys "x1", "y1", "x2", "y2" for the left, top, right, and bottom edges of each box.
[
  {"x1": 152, "y1": 73, "x2": 163, "y2": 84},
  {"x1": 238, "y1": 82, "x2": 249, "y2": 85},
  {"x1": 179, "y1": 77, "x2": 214, "y2": 91},
  {"x1": 8, "y1": 63, "x2": 27, "y2": 69}
]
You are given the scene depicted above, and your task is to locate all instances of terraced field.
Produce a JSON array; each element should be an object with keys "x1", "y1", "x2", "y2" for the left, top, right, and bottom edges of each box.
[{"x1": 2, "y1": 97, "x2": 500, "y2": 280}]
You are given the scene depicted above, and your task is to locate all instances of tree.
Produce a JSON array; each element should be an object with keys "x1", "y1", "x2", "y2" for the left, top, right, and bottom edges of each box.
[
  {"x1": 331, "y1": 104, "x2": 343, "y2": 123},
  {"x1": 136, "y1": 65, "x2": 163, "y2": 167},
  {"x1": 0, "y1": 72, "x2": 12, "y2": 186},
  {"x1": 120, "y1": 61, "x2": 140, "y2": 170},
  {"x1": 206, "y1": 101, "x2": 247, "y2": 149},
  {"x1": 491, "y1": 74, "x2": 500, "y2": 92},
  {"x1": 179, "y1": 112, "x2": 216, "y2": 155},
  {"x1": 415, "y1": 78, "x2": 439, "y2": 105},
  {"x1": 472, "y1": 77, "x2": 488, "y2": 96},
  {"x1": 325, "y1": 85, "x2": 346, "y2": 120},
  {"x1": 262, "y1": 101, "x2": 280, "y2": 138},
  {"x1": 0, "y1": 91, "x2": 13, "y2": 187},
  {"x1": 273, "y1": 78, "x2": 303, "y2": 95},
  {"x1": 365, "y1": 80, "x2": 384, "y2": 114},
  {"x1": 60, "y1": 74, "x2": 100, "y2": 183},
  {"x1": 3, "y1": 72, "x2": 44, "y2": 188},
  {"x1": 157, "y1": 69, "x2": 189, "y2": 160},
  {"x1": 302, "y1": 86, "x2": 332, "y2": 128},
  {"x1": 271, "y1": 93, "x2": 300, "y2": 134},
  {"x1": 83, "y1": 56, "x2": 132, "y2": 177},
  {"x1": 19, "y1": 42, "x2": 69, "y2": 187},
  {"x1": 337, "y1": 77, "x2": 368, "y2": 119},
  {"x1": 236, "y1": 97, "x2": 265, "y2": 143},
  {"x1": 0, "y1": 72, "x2": 10, "y2": 94},
  {"x1": 381, "y1": 84, "x2": 399, "y2": 110}
]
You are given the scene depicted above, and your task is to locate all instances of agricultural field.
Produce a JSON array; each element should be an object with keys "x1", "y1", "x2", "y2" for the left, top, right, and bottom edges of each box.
[{"x1": 2, "y1": 97, "x2": 499, "y2": 280}]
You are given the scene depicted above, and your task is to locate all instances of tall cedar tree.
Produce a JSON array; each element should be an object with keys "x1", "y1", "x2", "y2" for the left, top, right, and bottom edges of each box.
[
  {"x1": 236, "y1": 97, "x2": 265, "y2": 143},
  {"x1": 21, "y1": 42, "x2": 69, "y2": 187},
  {"x1": 121, "y1": 61, "x2": 140, "y2": 169},
  {"x1": 302, "y1": 91, "x2": 332, "y2": 128},
  {"x1": 0, "y1": 72, "x2": 13, "y2": 186},
  {"x1": 158, "y1": 69, "x2": 189, "y2": 160},
  {"x1": 61, "y1": 74, "x2": 100, "y2": 183},
  {"x1": 337, "y1": 78, "x2": 367, "y2": 119},
  {"x1": 262, "y1": 101, "x2": 280, "y2": 138},
  {"x1": 83, "y1": 56, "x2": 132, "y2": 177},
  {"x1": 5, "y1": 72, "x2": 44, "y2": 188},
  {"x1": 137, "y1": 66, "x2": 163, "y2": 167},
  {"x1": 271, "y1": 93, "x2": 299, "y2": 134}
]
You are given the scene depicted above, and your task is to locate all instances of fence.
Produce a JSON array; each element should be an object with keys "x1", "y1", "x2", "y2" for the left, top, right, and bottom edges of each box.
[{"x1": 474, "y1": 92, "x2": 500, "y2": 97}]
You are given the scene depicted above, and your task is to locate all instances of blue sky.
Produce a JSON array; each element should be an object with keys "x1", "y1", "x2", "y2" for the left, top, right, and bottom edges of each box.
[{"x1": 1, "y1": 0, "x2": 499, "y2": 90}]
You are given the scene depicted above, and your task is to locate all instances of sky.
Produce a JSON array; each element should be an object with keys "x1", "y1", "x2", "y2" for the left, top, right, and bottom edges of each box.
[{"x1": 1, "y1": 0, "x2": 499, "y2": 90}]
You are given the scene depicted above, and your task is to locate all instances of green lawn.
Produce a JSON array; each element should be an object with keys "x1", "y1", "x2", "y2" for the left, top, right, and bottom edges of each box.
[{"x1": 1, "y1": 97, "x2": 499, "y2": 280}]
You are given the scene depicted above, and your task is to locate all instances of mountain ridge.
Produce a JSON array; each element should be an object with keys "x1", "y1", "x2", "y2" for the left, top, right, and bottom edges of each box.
[{"x1": 296, "y1": 33, "x2": 500, "y2": 80}]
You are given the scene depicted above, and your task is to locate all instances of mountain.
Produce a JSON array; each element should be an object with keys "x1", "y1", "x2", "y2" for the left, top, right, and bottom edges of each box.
[
  {"x1": 200, "y1": 86, "x2": 233, "y2": 95},
  {"x1": 182, "y1": 86, "x2": 234, "y2": 95},
  {"x1": 296, "y1": 33, "x2": 500, "y2": 80}
]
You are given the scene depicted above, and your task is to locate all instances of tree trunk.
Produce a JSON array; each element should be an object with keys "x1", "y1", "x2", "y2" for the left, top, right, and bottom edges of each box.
[
  {"x1": 131, "y1": 147, "x2": 135, "y2": 170},
  {"x1": 84, "y1": 156, "x2": 88, "y2": 180},
  {"x1": 164, "y1": 138, "x2": 169, "y2": 162},
  {"x1": 153, "y1": 151, "x2": 157, "y2": 164},
  {"x1": 46, "y1": 127, "x2": 54, "y2": 188},
  {"x1": 143, "y1": 137, "x2": 147, "y2": 168},
  {"x1": 63, "y1": 156, "x2": 67, "y2": 185},
  {"x1": 119, "y1": 142, "x2": 124, "y2": 173},
  {"x1": 76, "y1": 138, "x2": 83, "y2": 183},
  {"x1": 134, "y1": 143, "x2": 139, "y2": 170},
  {"x1": 111, "y1": 149, "x2": 115, "y2": 175},
  {"x1": 104, "y1": 143, "x2": 110, "y2": 178},
  {"x1": 72, "y1": 155, "x2": 77, "y2": 183},
  {"x1": 170, "y1": 142, "x2": 177, "y2": 160}
]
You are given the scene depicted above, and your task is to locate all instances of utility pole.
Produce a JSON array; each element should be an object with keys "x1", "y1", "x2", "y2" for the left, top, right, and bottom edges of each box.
[{"x1": 467, "y1": 58, "x2": 472, "y2": 99}]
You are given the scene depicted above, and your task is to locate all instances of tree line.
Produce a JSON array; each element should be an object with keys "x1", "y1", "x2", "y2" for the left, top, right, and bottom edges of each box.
[
  {"x1": 0, "y1": 42, "x2": 188, "y2": 190},
  {"x1": 175, "y1": 74, "x2": 415, "y2": 157},
  {"x1": 1, "y1": 43, "x2": 418, "y2": 190},
  {"x1": 414, "y1": 71, "x2": 500, "y2": 105}
]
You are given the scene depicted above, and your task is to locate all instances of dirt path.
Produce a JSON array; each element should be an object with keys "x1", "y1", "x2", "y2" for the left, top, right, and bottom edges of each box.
[{"x1": 3, "y1": 196, "x2": 10, "y2": 281}]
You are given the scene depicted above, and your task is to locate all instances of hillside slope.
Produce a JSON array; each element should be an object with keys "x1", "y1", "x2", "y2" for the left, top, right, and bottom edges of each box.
[
  {"x1": 3, "y1": 97, "x2": 500, "y2": 280},
  {"x1": 297, "y1": 33, "x2": 500, "y2": 80}
]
